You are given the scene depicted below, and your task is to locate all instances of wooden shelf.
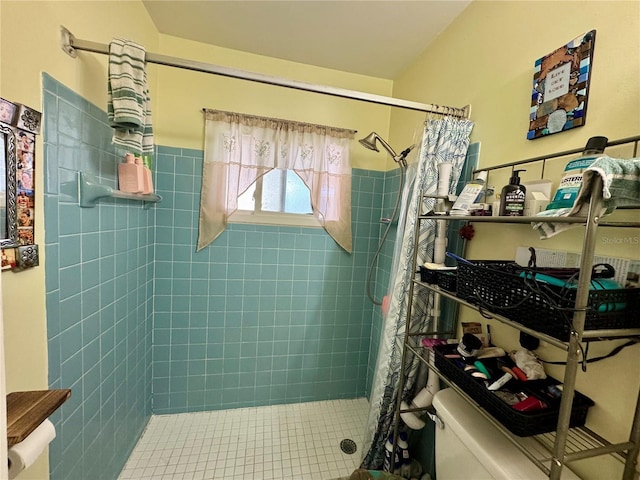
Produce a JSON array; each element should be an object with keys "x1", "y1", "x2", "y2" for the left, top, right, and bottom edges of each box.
[{"x1": 7, "y1": 389, "x2": 71, "y2": 447}]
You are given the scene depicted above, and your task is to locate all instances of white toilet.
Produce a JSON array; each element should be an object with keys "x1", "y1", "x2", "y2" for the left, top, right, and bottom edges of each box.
[{"x1": 432, "y1": 388, "x2": 580, "y2": 479}]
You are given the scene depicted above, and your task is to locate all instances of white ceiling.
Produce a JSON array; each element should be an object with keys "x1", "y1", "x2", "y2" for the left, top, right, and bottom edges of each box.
[{"x1": 142, "y1": 1, "x2": 471, "y2": 79}]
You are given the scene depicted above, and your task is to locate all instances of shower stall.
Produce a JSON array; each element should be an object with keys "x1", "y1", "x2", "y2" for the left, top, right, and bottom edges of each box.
[{"x1": 42, "y1": 31, "x2": 471, "y2": 480}]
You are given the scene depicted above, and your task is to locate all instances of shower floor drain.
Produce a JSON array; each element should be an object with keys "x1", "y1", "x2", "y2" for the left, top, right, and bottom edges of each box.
[{"x1": 340, "y1": 438, "x2": 357, "y2": 454}]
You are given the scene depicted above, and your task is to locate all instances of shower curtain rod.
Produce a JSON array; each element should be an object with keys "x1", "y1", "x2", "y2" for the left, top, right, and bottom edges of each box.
[{"x1": 60, "y1": 26, "x2": 471, "y2": 118}]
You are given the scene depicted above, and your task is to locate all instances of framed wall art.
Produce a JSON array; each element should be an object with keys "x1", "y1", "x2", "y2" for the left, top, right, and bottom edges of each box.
[
  {"x1": 0, "y1": 96, "x2": 40, "y2": 271},
  {"x1": 527, "y1": 30, "x2": 596, "y2": 140}
]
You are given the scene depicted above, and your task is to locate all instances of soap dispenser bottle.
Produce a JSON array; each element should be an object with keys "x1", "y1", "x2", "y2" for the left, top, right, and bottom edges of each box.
[
  {"x1": 499, "y1": 169, "x2": 526, "y2": 216},
  {"x1": 118, "y1": 153, "x2": 144, "y2": 193}
]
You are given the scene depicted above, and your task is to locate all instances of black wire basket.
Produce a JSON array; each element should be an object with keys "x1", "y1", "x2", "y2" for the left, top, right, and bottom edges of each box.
[
  {"x1": 419, "y1": 267, "x2": 457, "y2": 292},
  {"x1": 455, "y1": 261, "x2": 640, "y2": 341},
  {"x1": 433, "y1": 344, "x2": 594, "y2": 436},
  {"x1": 436, "y1": 271, "x2": 457, "y2": 292}
]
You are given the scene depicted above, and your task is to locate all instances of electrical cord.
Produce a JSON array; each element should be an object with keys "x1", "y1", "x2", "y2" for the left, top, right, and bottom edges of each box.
[
  {"x1": 468, "y1": 262, "x2": 625, "y2": 366},
  {"x1": 540, "y1": 338, "x2": 640, "y2": 370},
  {"x1": 465, "y1": 258, "x2": 635, "y2": 371}
]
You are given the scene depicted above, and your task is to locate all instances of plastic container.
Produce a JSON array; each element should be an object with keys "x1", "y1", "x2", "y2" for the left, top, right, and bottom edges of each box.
[
  {"x1": 546, "y1": 136, "x2": 608, "y2": 211},
  {"x1": 436, "y1": 271, "x2": 457, "y2": 292},
  {"x1": 398, "y1": 431, "x2": 410, "y2": 475},
  {"x1": 433, "y1": 344, "x2": 594, "y2": 436},
  {"x1": 118, "y1": 153, "x2": 144, "y2": 193},
  {"x1": 136, "y1": 157, "x2": 154, "y2": 194},
  {"x1": 383, "y1": 434, "x2": 399, "y2": 472},
  {"x1": 499, "y1": 169, "x2": 526, "y2": 216},
  {"x1": 455, "y1": 260, "x2": 640, "y2": 341},
  {"x1": 451, "y1": 171, "x2": 487, "y2": 215}
]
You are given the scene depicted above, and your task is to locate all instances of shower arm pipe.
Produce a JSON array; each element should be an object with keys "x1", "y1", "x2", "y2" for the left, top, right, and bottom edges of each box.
[{"x1": 60, "y1": 26, "x2": 471, "y2": 117}]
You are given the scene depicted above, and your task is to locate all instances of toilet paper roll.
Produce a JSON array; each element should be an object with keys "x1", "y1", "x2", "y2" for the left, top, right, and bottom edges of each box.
[{"x1": 8, "y1": 419, "x2": 56, "y2": 479}]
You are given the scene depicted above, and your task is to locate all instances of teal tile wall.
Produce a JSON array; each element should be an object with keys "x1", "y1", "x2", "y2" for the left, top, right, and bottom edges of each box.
[
  {"x1": 152, "y1": 148, "x2": 381, "y2": 413},
  {"x1": 40, "y1": 73, "x2": 395, "y2": 478},
  {"x1": 42, "y1": 74, "x2": 153, "y2": 480},
  {"x1": 364, "y1": 167, "x2": 402, "y2": 395}
]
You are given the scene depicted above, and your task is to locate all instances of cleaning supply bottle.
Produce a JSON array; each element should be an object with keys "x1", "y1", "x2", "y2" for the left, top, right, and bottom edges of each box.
[
  {"x1": 118, "y1": 153, "x2": 144, "y2": 193},
  {"x1": 499, "y1": 169, "x2": 526, "y2": 216},
  {"x1": 546, "y1": 136, "x2": 608, "y2": 210},
  {"x1": 383, "y1": 434, "x2": 399, "y2": 472},
  {"x1": 398, "y1": 432, "x2": 411, "y2": 477},
  {"x1": 450, "y1": 171, "x2": 488, "y2": 215}
]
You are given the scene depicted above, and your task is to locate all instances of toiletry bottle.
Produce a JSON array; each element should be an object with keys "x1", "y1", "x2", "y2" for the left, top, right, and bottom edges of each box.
[
  {"x1": 398, "y1": 432, "x2": 411, "y2": 477},
  {"x1": 491, "y1": 193, "x2": 501, "y2": 217},
  {"x1": 134, "y1": 157, "x2": 150, "y2": 194},
  {"x1": 499, "y1": 169, "x2": 526, "y2": 216},
  {"x1": 137, "y1": 156, "x2": 154, "y2": 194},
  {"x1": 383, "y1": 434, "x2": 399, "y2": 472},
  {"x1": 450, "y1": 171, "x2": 487, "y2": 216},
  {"x1": 142, "y1": 154, "x2": 154, "y2": 194},
  {"x1": 118, "y1": 153, "x2": 144, "y2": 193},
  {"x1": 546, "y1": 136, "x2": 608, "y2": 211}
]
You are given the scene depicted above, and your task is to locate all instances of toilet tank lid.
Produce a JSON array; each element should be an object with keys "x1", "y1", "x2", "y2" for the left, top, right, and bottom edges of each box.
[{"x1": 433, "y1": 388, "x2": 580, "y2": 480}]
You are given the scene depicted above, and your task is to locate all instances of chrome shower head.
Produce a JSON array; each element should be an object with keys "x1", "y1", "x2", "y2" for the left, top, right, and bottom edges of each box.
[
  {"x1": 359, "y1": 131, "x2": 414, "y2": 168},
  {"x1": 359, "y1": 132, "x2": 397, "y2": 158}
]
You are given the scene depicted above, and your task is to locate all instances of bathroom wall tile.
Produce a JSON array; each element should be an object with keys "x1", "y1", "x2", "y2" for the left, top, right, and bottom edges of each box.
[
  {"x1": 81, "y1": 260, "x2": 100, "y2": 291},
  {"x1": 59, "y1": 265, "x2": 82, "y2": 300},
  {"x1": 47, "y1": 335, "x2": 62, "y2": 388},
  {"x1": 43, "y1": 142, "x2": 60, "y2": 195},
  {"x1": 48, "y1": 87, "x2": 381, "y2": 475},
  {"x1": 81, "y1": 113, "x2": 104, "y2": 149},
  {"x1": 157, "y1": 145, "x2": 183, "y2": 157},
  {"x1": 43, "y1": 76, "x2": 152, "y2": 480},
  {"x1": 80, "y1": 206, "x2": 101, "y2": 235},
  {"x1": 57, "y1": 100, "x2": 83, "y2": 142},
  {"x1": 59, "y1": 353, "x2": 83, "y2": 389}
]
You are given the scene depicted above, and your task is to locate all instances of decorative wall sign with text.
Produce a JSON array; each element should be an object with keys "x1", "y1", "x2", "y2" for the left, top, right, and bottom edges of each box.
[{"x1": 527, "y1": 30, "x2": 596, "y2": 140}]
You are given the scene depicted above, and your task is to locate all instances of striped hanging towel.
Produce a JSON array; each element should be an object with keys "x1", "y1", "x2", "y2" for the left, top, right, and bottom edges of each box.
[{"x1": 107, "y1": 38, "x2": 154, "y2": 154}]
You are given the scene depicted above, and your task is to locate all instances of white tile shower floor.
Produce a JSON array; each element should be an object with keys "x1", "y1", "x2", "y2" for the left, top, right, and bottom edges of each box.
[{"x1": 119, "y1": 398, "x2": 369, "y2": 480}]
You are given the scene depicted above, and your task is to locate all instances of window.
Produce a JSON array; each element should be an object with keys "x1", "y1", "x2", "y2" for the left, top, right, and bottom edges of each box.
[
  {"x1": 198, "y1": 109, "x2": 354, "y2": 252},
  {"x1": 233, "y1": 169, "x2": 318, "y2": 227}
]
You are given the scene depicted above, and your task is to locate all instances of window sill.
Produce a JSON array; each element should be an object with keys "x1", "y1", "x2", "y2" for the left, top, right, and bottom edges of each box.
[{"x1": 230, "y1": 210, "x2": 321, "y2": 228}]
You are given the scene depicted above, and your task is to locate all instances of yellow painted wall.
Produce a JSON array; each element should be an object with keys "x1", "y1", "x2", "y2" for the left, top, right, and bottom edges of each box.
[
  {"x1": 0, "y1": 2, "x2": 159, "y2": 478},
  {"x1": 153, "y1": 34, "x2": 395, "y2": 170},
  {"x1": 0, "y1": 2, "x2": 396, "y2": 478},
  {"x1": 7, "y1": 0, "x2": 637, "y2": 478},
  {"x1": 393, "y1": 1, "x2": 640, "y2": 478}
]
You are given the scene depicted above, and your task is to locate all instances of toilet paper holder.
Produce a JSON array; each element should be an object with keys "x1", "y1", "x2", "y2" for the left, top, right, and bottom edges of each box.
[
  {"x1": 6, "y1": 389, "x2": 70, "y2": 478},
  {"x1": 7, "y1": 389, "x2": 70, "y2": 447}
]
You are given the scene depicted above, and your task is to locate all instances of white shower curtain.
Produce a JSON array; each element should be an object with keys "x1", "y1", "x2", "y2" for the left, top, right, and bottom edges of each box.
[{"x1": 361, "y1": 115, "x2": 474, "y2": 469}]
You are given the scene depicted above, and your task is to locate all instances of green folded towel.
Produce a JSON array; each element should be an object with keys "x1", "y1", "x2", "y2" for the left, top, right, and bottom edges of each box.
[
  {"x1": 533, "y1": 156, "x2": 640, "y2": 238},
  {"x1": 107, "y1": 38, "x2": 154, "y2": 154},
  {"x1": 576, "y1": 156, "x2": 640, "y2": 209}
]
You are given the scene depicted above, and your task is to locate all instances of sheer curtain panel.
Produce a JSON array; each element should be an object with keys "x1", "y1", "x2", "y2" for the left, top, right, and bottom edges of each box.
[{"x1": 198, "y1": 110, "x2": 354, "y2": 252}]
